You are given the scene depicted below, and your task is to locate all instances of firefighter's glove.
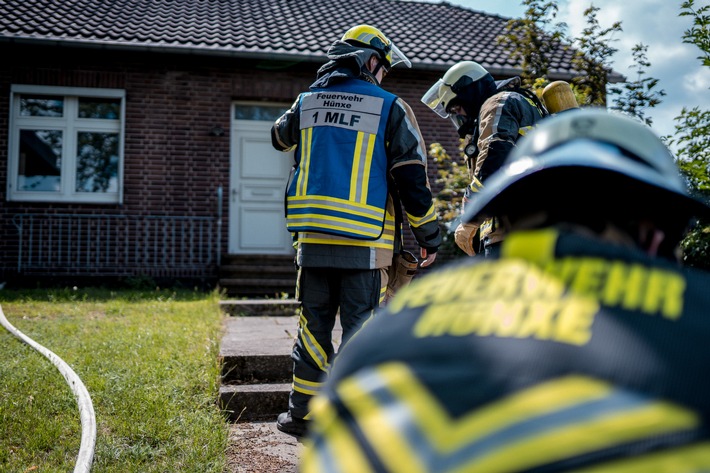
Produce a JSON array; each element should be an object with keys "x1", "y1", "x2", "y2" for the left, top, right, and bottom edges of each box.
[
  {"x1": 455, "y1": 222, "x2": 479, "y2": 256},
  {"x1": 386, "y1": 250, "x2": 419, "y2": 301}
]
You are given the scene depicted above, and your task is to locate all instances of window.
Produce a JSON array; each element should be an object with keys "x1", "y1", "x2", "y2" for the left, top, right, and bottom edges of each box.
[
  {"x1": 234, "y1": 104, "x2": 288, "y2": 121},
  {"x1": 8, "y1": 85, "x2": 125, "y2": 203}
]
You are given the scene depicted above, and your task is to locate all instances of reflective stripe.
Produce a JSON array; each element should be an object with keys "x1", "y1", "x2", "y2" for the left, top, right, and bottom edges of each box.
[
  {"x1": 519, "y1": 125, "x2": 535, "y2": 136},
  {"x1": 298, "y1": 312, "x2": 331, "y2": 372},
  {"x1": 299, "y1": 216, "x2": 395, "y2": 249},
  {"x1": 293, "y1": 374, "x2": 323, "y2": 396},
  {"x1": 350, "y1": 132, "x2": 376, "y2": 203},
  {"x1": 337, "y1": 366, "x2": 429, "y2": 473},
  {"x1": 289, "y1": 195, "x2": 384, "y2": 220},
  {"x1": 288, "y1": 214, "x2": 383, "y2": 238},
  {"x1": 288, "y1": 195, "x2": 386, "y2": 239},
  {"x1": 472, "y1": 400, "x2": 698, "y2": 472},
  {"x1": 331, "y1": 364, "x2": 699, "y2": 472},
  {"x1": 480, "y1": 218, "x2": 495, "y2": 238},
  {"x1": 303, "y1": 396, "x2": 376, "y2": 473},
  {"x1": 299, "y1": 236, "x2": 394, "y2": 249},
  {"x1": 406, "y1": 203, "x2": 437, "y2": 228},
  {"x1": 568, "y1": 442, "x2": 710, "y2": 472},
  {"x1": 297, "y1": 128, "x2": 312, "y2": 195},
  {"x1": 469, "y1": 175, "x2": 484, "y2": 193},
  {"x1": 501, "y1": 228, "x2": 558, "y2": 265}
]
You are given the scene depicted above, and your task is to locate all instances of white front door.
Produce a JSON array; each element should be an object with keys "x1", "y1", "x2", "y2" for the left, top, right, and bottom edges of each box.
[{"x1": 229, "y1": 106, "x2": 294, "y2": 255}]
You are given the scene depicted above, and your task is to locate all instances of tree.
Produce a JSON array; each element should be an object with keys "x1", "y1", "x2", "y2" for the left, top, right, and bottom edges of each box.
[
  {"x1": 430, "y1": 142, "x2": 469, "y2": 258},
  {"x1": 668, "y1": 0, "x2": 710, "y2": 269},
  {"x1": 570, "y1": 5, "x2": 622, "y2": 106},
  {"x1": 609, "y1": 43, "x2": 666, "y2": 126},
  {"x1": 497, "y1": 0, "x2": 566, "y2": 88}
]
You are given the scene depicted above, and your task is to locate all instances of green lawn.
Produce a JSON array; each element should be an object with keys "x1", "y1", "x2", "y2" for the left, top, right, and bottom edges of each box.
[{"x1": 0, "y1": 288, "x2": 229, "y2": 472}]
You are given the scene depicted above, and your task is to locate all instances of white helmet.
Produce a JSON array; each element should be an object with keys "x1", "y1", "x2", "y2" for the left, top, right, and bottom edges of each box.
[
  {"x1": 421, "y1": 61, "x2": 490, "y2": 128},
  {"x1": 462, "y1": 109, "x2": 710, "y2": 226}
]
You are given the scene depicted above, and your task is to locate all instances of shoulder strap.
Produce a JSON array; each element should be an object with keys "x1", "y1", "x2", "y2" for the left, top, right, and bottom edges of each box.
[{"x1": 515, "y1": 87, "x2": 550, "y2": 118}]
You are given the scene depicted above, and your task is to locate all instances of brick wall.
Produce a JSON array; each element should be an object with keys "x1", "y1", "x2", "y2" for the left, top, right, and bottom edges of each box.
[{"x1": 0, "y1": 42, "x2": 476, "y2": 285}]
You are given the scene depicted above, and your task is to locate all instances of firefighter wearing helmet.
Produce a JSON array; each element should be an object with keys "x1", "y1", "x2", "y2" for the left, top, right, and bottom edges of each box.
[
  {"x1": 270, "y1": 24, "x2": 441, "y2": 439},
  {"x1": 301, "y1": 109, "x2": 710, "y2": 472},
  {"x1": 422, "y1": 60, "x2": 549, "y2": 257}
]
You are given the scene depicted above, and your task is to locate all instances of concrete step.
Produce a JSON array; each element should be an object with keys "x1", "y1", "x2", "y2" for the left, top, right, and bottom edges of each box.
[
  {"x1": 219, "y1": 315, "x2": 296, "y2": 421},
  {"x1": 219, "y1": 299, "x2": 299, "y2": 317},
  {"x1": 218, "y1": 254, "x2": 297, "y2": 298},
  {"x1": 220, "y1": 315, "x2": 297, "y2": 382},
  {"x1": 218, "y1": 312, "x2": 342, "y2": 422},
  {"x1": 219, "y1": 383, "x2": 291, "y2": 422}
]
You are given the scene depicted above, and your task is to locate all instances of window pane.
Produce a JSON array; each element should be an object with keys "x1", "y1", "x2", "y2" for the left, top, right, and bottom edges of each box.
[
  {"x1": 234, "y1": 105, "x2": 287, "y2": 121},
  {"x1": 78, "y1": 98, "x2": 121, "y2": 119},
  {"x1": 75, "y1": 132, "x2": 119, "y2": 193},
  {"x1": 20, "y1": 95, "x2": 64, "y2": 117},
  {"x1": 18, "y1": 129, "x2": 63, "y2": 191}
]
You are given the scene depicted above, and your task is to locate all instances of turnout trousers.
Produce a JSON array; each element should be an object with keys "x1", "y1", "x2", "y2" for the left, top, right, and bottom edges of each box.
[{"x1": 288, "y1": 266, "x2": 382, "y2": 419}]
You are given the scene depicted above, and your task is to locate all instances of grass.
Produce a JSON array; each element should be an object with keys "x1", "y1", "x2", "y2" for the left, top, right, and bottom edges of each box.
[{"x1": 0, "y1": 287, "x2": 229, "y2": 472}]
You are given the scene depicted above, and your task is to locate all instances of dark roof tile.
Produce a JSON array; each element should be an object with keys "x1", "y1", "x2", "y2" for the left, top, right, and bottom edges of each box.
[{"x1": 0, "y1": 0, "x2": 590, "y2": 78}]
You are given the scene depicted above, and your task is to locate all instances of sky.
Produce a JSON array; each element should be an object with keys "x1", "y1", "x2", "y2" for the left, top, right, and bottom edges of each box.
[{"x1": 425, "y1": 0, "x2": 710, "y2": 145}]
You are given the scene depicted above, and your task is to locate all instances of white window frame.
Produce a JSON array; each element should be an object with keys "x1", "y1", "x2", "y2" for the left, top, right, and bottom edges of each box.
[{"x1": 7, "y1": 84, "x2": 126, "y2": 204}]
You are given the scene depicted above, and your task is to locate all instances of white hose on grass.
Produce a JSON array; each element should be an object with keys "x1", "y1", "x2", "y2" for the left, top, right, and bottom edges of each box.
[{"x1": 0, "y1": 304, "x2": 96, "y2": 473}]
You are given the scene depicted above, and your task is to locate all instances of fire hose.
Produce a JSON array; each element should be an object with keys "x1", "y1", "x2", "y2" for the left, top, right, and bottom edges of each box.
[{"x1": 0, "y1": 304, "x2": 96, "y2": 473}]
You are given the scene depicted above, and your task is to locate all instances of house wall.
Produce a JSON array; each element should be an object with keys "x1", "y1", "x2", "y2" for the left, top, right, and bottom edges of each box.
[{"x1": 0, "y1": 43, "x2": 466, "y2": 286}]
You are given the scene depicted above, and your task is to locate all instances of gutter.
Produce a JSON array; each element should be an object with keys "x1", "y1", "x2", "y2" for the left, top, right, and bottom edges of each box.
[{"x1": 0, "y1": 35, "x2": 623, "y2": 83}]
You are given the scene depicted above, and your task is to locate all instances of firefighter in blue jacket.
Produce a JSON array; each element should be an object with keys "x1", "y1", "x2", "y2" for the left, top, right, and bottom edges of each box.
[
  {"x1": 422, "y1": 61, "x2": 549, "y2": 257},
  {"x1": 302, "y1": 109, "x2": 710, "y2": 472},
  {"x1": 271, "y1": 24, "x2": 442, "y2": 439}
]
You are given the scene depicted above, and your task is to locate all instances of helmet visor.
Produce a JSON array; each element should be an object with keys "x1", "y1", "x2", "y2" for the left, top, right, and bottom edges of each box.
[
  {"x1": 421, "y1": 79, "x2": 449, "y2": 118},
  {"x1": 449, "y1": 113, "x2": 467, "y2": 130},
  {"x1": 389, "y1": 41, "x2": 412, "y2": 68}
]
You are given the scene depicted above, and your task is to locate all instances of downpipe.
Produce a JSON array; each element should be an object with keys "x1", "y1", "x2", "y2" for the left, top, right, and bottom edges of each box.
[{"x1": 0, "y1": 304, "x2": 96, "y2": 473}]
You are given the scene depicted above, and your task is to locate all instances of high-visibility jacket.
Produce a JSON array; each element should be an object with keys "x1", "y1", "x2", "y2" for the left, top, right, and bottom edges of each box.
[
  {"x1": 273, "y1": 75, "x2": 441, "y2": 270},
  {"x1": 287, "y1": 80, "x2": 396, "y2": 241},
  {"x1": 303, "y1": 228, "x2": 710, "y2": 472}
]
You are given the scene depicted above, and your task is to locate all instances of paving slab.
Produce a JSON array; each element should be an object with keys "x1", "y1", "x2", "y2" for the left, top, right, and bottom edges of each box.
[
  {"x1": 221, "y1": 315, "x2": 300, "y2": 358},
  {"x1": 220, "y1": 315, "x2": 342, "y2": 359},
  {"x1": 219, "y1": 315, "x2": 343, "y2": 421}
]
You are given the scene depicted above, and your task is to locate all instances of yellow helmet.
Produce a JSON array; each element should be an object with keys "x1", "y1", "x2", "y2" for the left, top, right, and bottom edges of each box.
[{"x1": 341, "y1": 24, "x2": 411, "y2": 69}]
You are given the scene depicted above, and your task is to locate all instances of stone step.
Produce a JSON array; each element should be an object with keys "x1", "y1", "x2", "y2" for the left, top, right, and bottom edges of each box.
[
  {"x1": 219, "y1": 315, "x2": 296, "y2": 421},
  {"x1": 219, "y1": 299, "x2": 299, "y2": 317},
  {"x1": 218, "y1": 312, "x2": 342, "y2": 422},
  {"x1": 218, "y1": 254, "x2": 297, "y2": 298},
  {"x1": 219, "y1": 383, "x2": 291, "y2": 422},
  {"x1": 222, "y1": 352, "x2": 292, "y2": 385},
  {"x1": 218, "y1": 280, "x2": 296, "y2": 298},
  {"x1": 220, "y1": 315, "x2": 297, "y2": 382}
]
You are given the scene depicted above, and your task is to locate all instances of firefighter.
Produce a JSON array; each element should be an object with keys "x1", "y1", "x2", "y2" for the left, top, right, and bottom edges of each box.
[
  {"x1": 301, "y1": 109, "x2": 710, "y2": 472},
  {"x1": 270, "y1": 24, "x2": 441, "y2": 439},
  {"x1": 421, "y1": 60, "x2": 548, "y2": 257}
]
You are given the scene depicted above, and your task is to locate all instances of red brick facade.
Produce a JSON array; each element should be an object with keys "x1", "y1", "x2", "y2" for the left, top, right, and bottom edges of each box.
[{"x1": 0, "y1": 43, "x2": 477, "y2": 286}]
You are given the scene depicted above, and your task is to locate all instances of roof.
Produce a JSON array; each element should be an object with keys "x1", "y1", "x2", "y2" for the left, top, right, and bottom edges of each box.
[{"x1": 0, "y1": 0, "x2": 585, "y2": 79}]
